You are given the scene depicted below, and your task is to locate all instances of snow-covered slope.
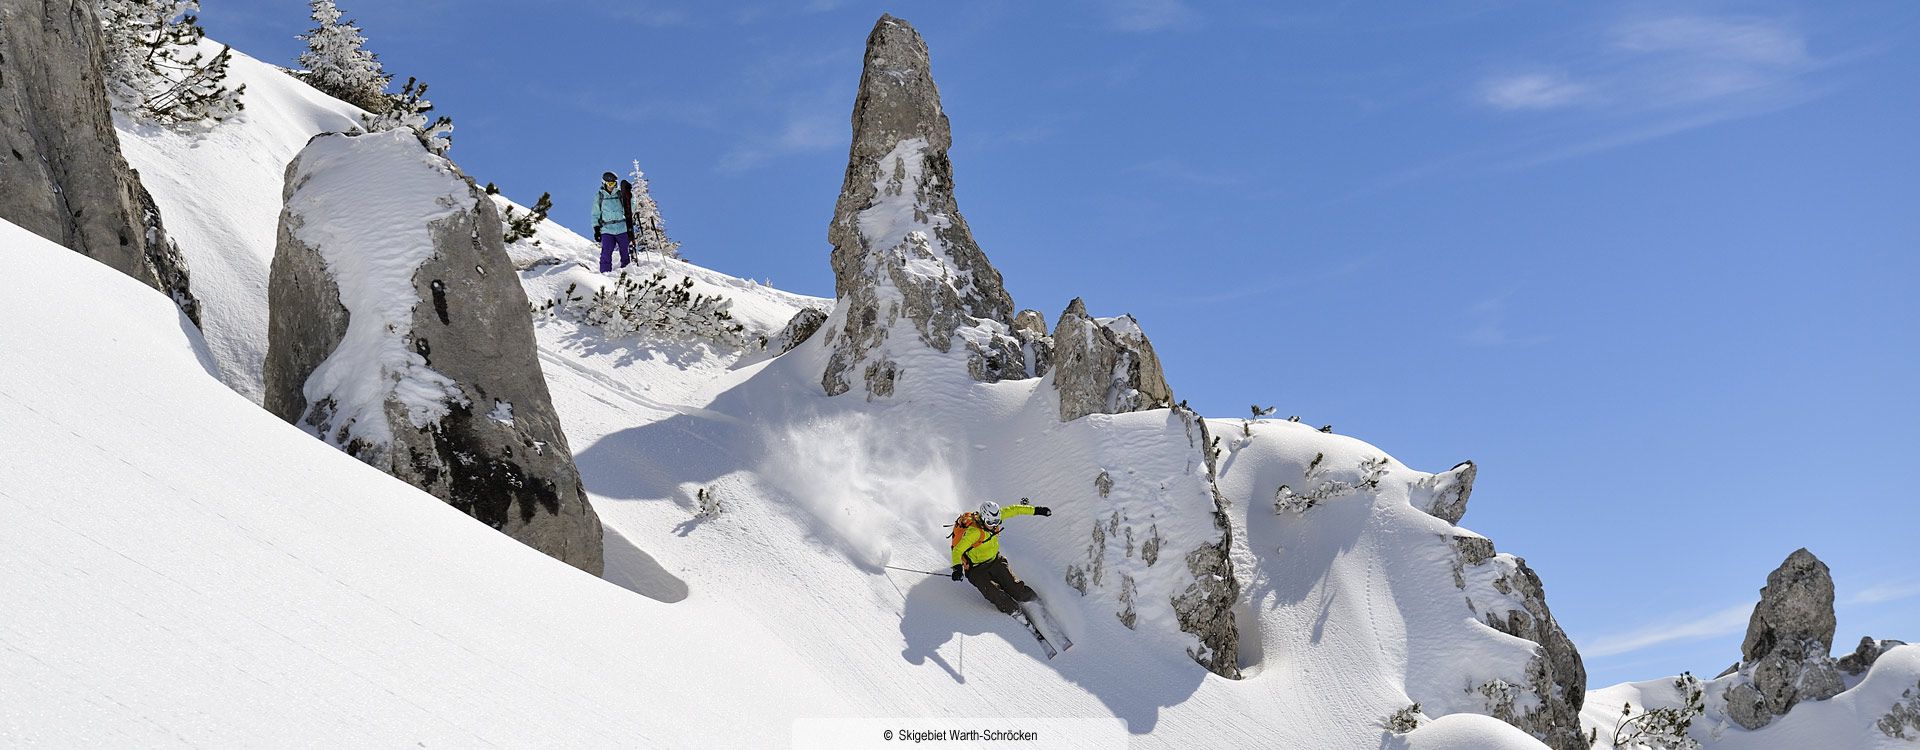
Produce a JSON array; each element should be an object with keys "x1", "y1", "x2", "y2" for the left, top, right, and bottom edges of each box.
[
  {"x1": 116, "y1": 42, "x2": 363, "y2": 402},
  {"x1": 0, "y1": 219, "x2": 852, "y2": 746},
  {"x1": 45, "y1": 33, "x2": 1914, "y2": 749}
]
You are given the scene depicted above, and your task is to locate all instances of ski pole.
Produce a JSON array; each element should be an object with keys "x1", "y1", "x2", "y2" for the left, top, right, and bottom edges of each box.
[{"x1": 883, "y1": 565, "x2": 946, "y2": 576}]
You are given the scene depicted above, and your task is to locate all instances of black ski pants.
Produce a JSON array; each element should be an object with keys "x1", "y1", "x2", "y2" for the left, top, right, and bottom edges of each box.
[{"x1": 965, "y1": 556, "x2": 1036, "y2": 614}]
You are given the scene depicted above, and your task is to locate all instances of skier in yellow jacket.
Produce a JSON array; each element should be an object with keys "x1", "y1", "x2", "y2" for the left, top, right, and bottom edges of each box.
[{"x1": 950, "y1": 500, "x2": 1052, "y2": 613}]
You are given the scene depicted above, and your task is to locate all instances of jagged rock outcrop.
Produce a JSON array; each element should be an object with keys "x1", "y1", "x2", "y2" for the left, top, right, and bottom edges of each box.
[
  {"x1": 265, "y1": 130, "x2": 602, "y2": 575},
  {"x1": 1176, "y1": 406, "x2": 1242, "y2": 679},
  {"x1": 1722, "y1": 548, "x2": 1843, "y2": 729},
  {"x1": 1450, "y1": 530, "x2": 1587, "y2": 750},
  {"x1": 1050, "y1": 298, "x2": 1173, "y2": 422},
  {"x1": 1012, "y1": 309, "x2": 1052, "y2": 378},
  {"x1": 768, "y1": 307, "x2": 828, "y2": 355},
  {"x1": 819, "y1": 14, "x2": 1028, "y2": 398},
  {"x1": 1838, "y1": 636, "x2": 1907, "y2": 676},
  {"x1": 1413, "y1": 460, "x2": 1476, "y2": 524},
  {"x1": 0, "y1": 0, "x2": 198, "y2": 321}
]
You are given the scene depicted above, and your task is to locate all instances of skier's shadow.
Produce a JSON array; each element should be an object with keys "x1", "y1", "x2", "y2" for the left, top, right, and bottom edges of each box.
[
  {"x1": 896, "y1": 576, "x2": 1207, "y2": 734},
  {"x1": 896, "y1": 574, "x2": 1004, "y2": 685}
]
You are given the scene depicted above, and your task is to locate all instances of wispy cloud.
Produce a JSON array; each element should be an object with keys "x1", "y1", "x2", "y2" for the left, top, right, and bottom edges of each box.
[
  {"x1": 1585, "y1": 603, "x2": 1753, "y2": 658},
  {"x1": 1101, "y1": 0, "x2": 1202, "y2": 33},
  {"x1": 1466, "y1": 13, "x2": 1839, "y2": 164},
  {"x1": 1609, "y1": 16, "x2": 1809, "y2": 67},
  {"x1": 1479, "y1": 72, "x2": 1593, "y2": 111},
  {"x1": 1848, "y1": 580, "x2": 1920, "y2": 606}
]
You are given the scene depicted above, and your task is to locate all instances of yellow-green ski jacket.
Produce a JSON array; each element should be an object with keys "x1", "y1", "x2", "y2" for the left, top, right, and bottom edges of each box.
[{"x1": 951, "y1": 505, "x2": 1038, "y2": 567}]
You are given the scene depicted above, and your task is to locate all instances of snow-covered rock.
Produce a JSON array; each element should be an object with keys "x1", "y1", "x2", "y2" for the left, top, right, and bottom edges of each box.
[
  {"x1": 1722, "y1": 548, "x2": 1844, "y2": 729},
  {"x1": 1840, "y1": 636, "x2": 1909, "y2": 676},
  {"x1": 1012, "y1": 308, "x2": 1053, "y2": 377},
  {"x1": 820, "y1": 14, "x2": 1026, "y2": 398},
  {"x1": 264, "y1": 130, "x2": 603, "y2": 574},
  {"x1": 769, "y1": 306, "x2": 829, "y2": 354},
  {"x1": 1050, "y1": 298, "x2": 1174, "y2": 422},
  {"x1": 1413, "y1": 460, "x2": 1477, "y2": 525},
  {"x1": 1582, "y1": 550, "x2": 1919, "y2": 748},
  {"x1": 1455, "y1": 541, "x2": 1588, "y2": 749},
  {"x1": 0, "y1": 0, "x2": 197, "y2": 319}
]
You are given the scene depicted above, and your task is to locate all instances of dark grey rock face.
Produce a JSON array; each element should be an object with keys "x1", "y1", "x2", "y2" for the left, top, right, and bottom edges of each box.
[
  {"x1": 1723, "y1": 548, "x2": 1843, "y2": 729},
  {"x1": 0, "y1": 0, "x2": 197, "y2": 321},
  {"x1": 1448, "y1": 530, "x2": 1587, "y2": 750},
  {"x1": 820, "y1": 15, "x2": 1025, "y2": 398},
  {"x1": 1175, "y1": 406, "x2": 1242, "y2": 679},
  {"x1": 1487, "y1": 557, "x2": 1588, "y2": 750},
  {"x1": 1838, "y1": 636, "x2": 1907, "y2": 676},
  {"x1": 1050, "y1": 298, "x2": 1173, "y2": 422},
  {"x1": 265, "y1": 131, "x2": 603, "y2": 575}
]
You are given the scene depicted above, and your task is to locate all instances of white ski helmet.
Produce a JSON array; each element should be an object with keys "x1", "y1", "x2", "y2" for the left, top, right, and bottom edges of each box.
[{"x1": 978, "y1": 500, "x2": 1002, "y2": 524}]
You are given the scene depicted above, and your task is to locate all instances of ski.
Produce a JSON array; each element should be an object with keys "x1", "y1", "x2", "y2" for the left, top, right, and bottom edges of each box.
[
  {"x1": 1013, "y1": 602, "x2": 1075, "y2": 656},
  {"x1": 1010, "y1": 608, "x2": 1059, "y2": 659},
  {"x1": 1023, "y1": 601, "x2": 1075, "y2": 653}
]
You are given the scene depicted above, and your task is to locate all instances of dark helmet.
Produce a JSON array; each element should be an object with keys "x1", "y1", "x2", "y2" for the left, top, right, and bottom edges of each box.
[{"x1": 601, "y1": 171, "x2": 618, "y2": 183}]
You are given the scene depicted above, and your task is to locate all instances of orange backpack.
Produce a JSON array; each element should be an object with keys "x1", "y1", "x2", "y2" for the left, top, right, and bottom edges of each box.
[{"x1": 949, "y1": 512, "x2": 982, "y2": 551}]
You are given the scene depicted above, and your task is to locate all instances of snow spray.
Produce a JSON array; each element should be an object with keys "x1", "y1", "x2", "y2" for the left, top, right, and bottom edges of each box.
[{"x1": 763, "y1": 412, "x2": 966, "y2": 571}]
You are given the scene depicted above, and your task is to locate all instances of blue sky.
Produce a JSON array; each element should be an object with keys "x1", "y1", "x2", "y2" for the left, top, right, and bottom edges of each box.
[{"x1": 203, "y1": 1, "x2": 1918, "y2": 687}]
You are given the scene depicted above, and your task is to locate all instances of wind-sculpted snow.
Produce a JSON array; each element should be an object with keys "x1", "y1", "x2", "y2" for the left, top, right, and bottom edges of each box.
[{"x1": 1209, "y1": 417, "x2": 1586, "y2": 748}]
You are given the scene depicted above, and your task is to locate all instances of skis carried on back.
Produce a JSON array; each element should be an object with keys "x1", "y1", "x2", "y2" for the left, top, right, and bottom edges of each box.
[{"x1": 1012, "y1": 600, "x2": 1073, "y2": 659}]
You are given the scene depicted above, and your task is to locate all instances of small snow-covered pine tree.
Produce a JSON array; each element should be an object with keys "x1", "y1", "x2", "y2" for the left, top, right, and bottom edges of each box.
[
  {"x1": 628, "y1": 160, "x2": 681, "y2": 258},
  {"x1": 96, "y1": 0, "x2": 246, "y2": 125},
  {"x1": 296, "y1": 0, "x2": 390, "y2": 111},
  {"x1": 360, "y1": 76, "x2": 452, "y2": 155},
  {"x1": 502, "y1": 192, "x2": 552, "y2": 245}
]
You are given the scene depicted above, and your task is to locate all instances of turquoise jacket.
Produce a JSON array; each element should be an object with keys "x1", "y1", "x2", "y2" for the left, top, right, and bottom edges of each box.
[{"x1": 590, "y1": 186, "x2": 630, "y2": 235}]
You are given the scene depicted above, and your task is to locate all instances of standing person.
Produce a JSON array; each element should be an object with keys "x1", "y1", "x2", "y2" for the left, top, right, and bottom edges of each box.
[
  {"x1": 950, "y1": 500, "x2": 1052, "y2": 614},
  {"x1": 590, "y1": 171, "x2": 632, "y2": 273}
]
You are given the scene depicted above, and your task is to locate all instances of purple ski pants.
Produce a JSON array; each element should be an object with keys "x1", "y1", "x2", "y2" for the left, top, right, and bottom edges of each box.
[{"x1": 599, "y1": 231, "x2": 632, "y2": 273}]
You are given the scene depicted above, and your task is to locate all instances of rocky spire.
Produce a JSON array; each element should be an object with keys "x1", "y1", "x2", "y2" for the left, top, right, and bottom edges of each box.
[
  {"x1": 1050, "y1": 298, "x2": 1174, "y2": 421},
  {"x1": 0, "y1": 0, "x2": 199, "y2": 322},
  {"x1": 819, "y1": 14, "x2": 1026, "y2": 398},
  {"x1": 1722, "y1": 548, "x2": 1843, "y2": 729}
]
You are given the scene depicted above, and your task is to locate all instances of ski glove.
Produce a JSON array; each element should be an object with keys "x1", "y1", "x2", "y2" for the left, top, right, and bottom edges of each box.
[
  {"x1": 594, "y1": 228, "x2": 603, "y2": 242},
  {"x1": 951, "y1": 564, "x2": 964, "y2": 581},
  {"x1": 1035, "y1": 506, "x2": 1052, "y2": 516}
]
